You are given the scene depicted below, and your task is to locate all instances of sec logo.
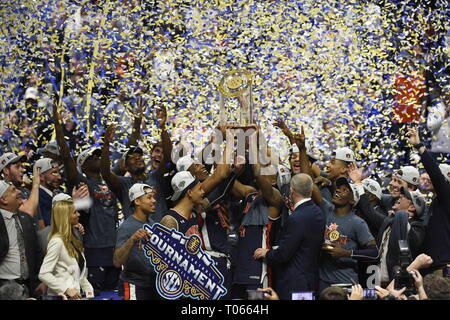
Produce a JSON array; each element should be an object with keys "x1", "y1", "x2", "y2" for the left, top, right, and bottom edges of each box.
[{"x1": 159, "y1": 270, "x2": 183, "y2": 298}]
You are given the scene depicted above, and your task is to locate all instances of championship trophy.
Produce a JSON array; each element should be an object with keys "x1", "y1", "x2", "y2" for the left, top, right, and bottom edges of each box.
[
  {"x1": 323, "y1": 223, "x2": 340, "y2": 250},
  {"x1": 217, "y1": 69, "x2": 255, "y2": 129}
]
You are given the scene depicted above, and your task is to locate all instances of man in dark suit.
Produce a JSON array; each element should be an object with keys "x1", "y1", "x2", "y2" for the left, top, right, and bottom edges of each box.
[
  {"x1": 0, "y1": 180, "x2": 44, "y2": 297},
  {"x1": 253, "y1": 173, "x2": 326, "y2": 300}
]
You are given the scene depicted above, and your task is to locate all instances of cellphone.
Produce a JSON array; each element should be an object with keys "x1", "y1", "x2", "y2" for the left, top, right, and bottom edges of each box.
[
  {"x1": 291, "y1": 291, "x2": 315, "y2": 300},
  {"x1": 363, "y1": 289, "x2": 377, "y2": 300},
  {"x1": 443, "y1": 266, "x2": 450, "y2": 278},
  {"x1": 39, "y1": 295, "x2": 64, "y2": 300},
  {"x1": 246, "y1": 290, "x2": 265, "y2": 300}
]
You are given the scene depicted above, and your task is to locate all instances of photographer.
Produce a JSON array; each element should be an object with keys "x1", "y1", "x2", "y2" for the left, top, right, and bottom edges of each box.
[
  {"x1": 375, "y1": 253, "x2": 435, "y2": 300},
  {"x1": 349, "y1": 163, "x2": 426, "y2": 285}
]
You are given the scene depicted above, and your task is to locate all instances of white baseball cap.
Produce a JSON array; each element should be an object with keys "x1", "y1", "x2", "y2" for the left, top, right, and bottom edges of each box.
[
  {"x1": 439, "y1": 164, "x2": 450, "y2": 183},
  {"x1": 35, "y1": 158, "x2": 58, "y2": 174},
  {"x1": 176, "y1": 155, "x2": 195, "y2": 172},
  {"x1": 52, "y1": 193, "x2": 93, "y2": 210},
  {"x1": 171, "y1": 171, "x2": 198, "y2": 201},
  {"x1": 0, "y1": 180, "x2": 12, "y2": 197},
  {"x1": 0, "y1": 153, "x2": 25, "y2": 172},
  {"x1": 129, "y1": 183, "x2": 155, "y2": 203},
  {"x1": 333, "y1": 147, "x2": 355, "y2": 162},
  {"x1": 393, "y1": 166, "x2": 420, "y2": 186},
  {"x1": 24, "y1": 87, "x2": 39, "y2": 100},
  {"x1": 77, "y1": 148, "x2": 101, "y2": 168},
  {"x1": 37, "y1": 141, "x2": 60, "y2": 156},
  {"x1": 52, "y1": 193, "x2": 72, "y2": 204},
  {"x1": 400, "y1": 187, "x2": 426, "y2": 217},
  {"x1": 362, "y1": 178, "x2": 382, "y2": 200},
  {"x1": 276, "y1": 164, "x2": 291, "y2": 190},
  {"x1": 336, "y1": 177, "x2": 364, "y2": 205}
]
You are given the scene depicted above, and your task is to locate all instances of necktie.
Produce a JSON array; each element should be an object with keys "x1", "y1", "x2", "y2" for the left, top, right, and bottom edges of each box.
[{"x1": 13, "y1": 214, "x2": 29, "y2": 280}]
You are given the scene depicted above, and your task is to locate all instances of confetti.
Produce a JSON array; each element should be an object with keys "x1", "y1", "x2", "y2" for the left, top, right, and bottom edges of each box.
[{"x1": 0, "y1": 0, "x2": 448, "y2": 173}]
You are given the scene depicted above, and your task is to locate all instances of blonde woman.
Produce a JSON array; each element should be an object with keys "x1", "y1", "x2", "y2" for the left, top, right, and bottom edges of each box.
[{"x1": 38, "y1": 200, "x2": 94, "y2": 299}]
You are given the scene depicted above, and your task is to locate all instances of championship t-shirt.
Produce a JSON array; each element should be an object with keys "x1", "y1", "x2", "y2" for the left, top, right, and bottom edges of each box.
[
  {"x1": 116, "y1": 215, "x2": 157, "y2": 288},
  {"x1": 319, "y1": 199, "x2": 375, "y2": 285}
]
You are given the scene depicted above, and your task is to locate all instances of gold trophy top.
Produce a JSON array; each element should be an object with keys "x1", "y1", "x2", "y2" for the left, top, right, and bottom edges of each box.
[{"x1": 218, "y1": 69, "x2": 253, "y2": 98}]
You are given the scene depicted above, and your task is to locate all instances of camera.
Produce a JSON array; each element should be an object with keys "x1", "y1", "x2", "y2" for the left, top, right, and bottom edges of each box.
[
  {"x1": 291, "y1": 291, "x2": 315, "y2": 300},
  {"x1": 247, "y1": 290, "x2": 265, "y2": 300},
  {"x1": 393, "y1": 240, "x2": 416, "y2": 296},
  {"x1": 363, "y1": 289, "x2": 377, "y2": 300},
  {"x1": 39, "y1": 295, "x2": 64, "y2": 300},
  {"x1": 443, "y1": 266, "x2": 450, "y2": 278}
]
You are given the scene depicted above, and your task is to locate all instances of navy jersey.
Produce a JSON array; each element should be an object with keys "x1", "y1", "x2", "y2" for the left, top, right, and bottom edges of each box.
[
  {"x1": 166, "y1": 209, "x2": 201, "y2": 238},
  {"x1": 197, "y1": 203, "x2": 231, "y2": 254},
  {"x1": 233, "y1": 193, "x2": 280, "y2": 286}
]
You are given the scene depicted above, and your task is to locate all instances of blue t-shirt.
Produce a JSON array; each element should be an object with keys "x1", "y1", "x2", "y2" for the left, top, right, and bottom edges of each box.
[
  {"x1": 319, "y1": 199, "x2": 375, "y2": 285},
  {"x1": 116, "y1": 215, "x2": 157, "y2": 288}
]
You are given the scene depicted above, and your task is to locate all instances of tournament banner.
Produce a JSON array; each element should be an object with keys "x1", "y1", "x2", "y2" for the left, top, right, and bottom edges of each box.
[{"x1": 142, "y1": 223, "x2": 227, "y2": 300}]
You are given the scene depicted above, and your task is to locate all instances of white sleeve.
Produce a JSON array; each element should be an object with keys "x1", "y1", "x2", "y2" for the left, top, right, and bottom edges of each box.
[
  {"x1": 38, "y1": 237, "x2": 68, "y2": 295},
  {"x1": 427, "y1": 103, "x2": 446, "y2": 132},
  {"x1": 80, "y1": 276, "x2": 94, "y2": 298}
]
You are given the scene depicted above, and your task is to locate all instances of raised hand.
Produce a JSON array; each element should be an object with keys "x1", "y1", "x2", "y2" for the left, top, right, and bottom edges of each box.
[
  {"x1": 293, "y1": 125, "x2": 306, "y2": 150},
  {"x1": 273, "y1": 118, "x2": 291, "y2": 136},
  {"x1": 407, "y1": 127, "x2": 421, "y2": 146},
  {"x1": 72, "y1": 183, "x2": 89, "y2": 200},
  {"x1": 348, "y1": 162, "x2": 363, "y2": 184},
  {"x1": 409, "y1": 253, "x2": 433, "y2": 270},
  {"x1": 32, "y1": 166, "x2": 41, "y2": 187},
  {"x1": 155, "y1": 104, "x2": 167, "y2": 129},
  {"x1": 105, "y1": 124, "x2": 116, "y2": 143},
  {"x1": 134, "y1": 96, "x2": 147, "y2": 119}
]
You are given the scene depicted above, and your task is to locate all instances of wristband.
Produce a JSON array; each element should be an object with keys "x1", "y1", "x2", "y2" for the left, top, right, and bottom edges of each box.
[{"x1": 413, "y1": 143, "x2": 424, "y2": 150}]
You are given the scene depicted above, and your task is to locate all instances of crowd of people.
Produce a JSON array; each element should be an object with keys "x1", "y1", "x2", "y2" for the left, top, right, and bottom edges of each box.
[
  {"x1": 0, "y1": 0, "x2": 450, "y2": 302},
  {"x1": 0, "y1": 96, "x2": 449, "y2": 300}
]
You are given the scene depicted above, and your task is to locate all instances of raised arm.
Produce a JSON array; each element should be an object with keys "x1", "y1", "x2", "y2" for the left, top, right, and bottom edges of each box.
[
  {"x1": 293, "y1": 126, "x2": 323, "y2": 205},
  {"x1": 127, "y1": 97, "x2": 145, "y2": 148},
  {"x1": 201, "y1": 144, "x2": 232, "y2": 195},
  {"x1": 52, "y1": 101, "x2": 78, "y2": 185},
  {"x1": 157, "y1": 104, "x2": 173, "y2": 171},
  {"x1": 253, "y1": 163, "x2": 282, "y2": 210},
  {"x1": 407, "y1": 127, "x2": 450, "y2": 206},
  {"x1": 100, "y1": 124, "x2": 122, "y2": 195},
  {"x1": 274, "y1": 118, "x2": 295, "y2": 145},
  {"x1": 19, "y1": 165, "x2": 41, "y2": 217},
  {"x1": 348, "y1": 163, "x2": 385, "y2": 230}
]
